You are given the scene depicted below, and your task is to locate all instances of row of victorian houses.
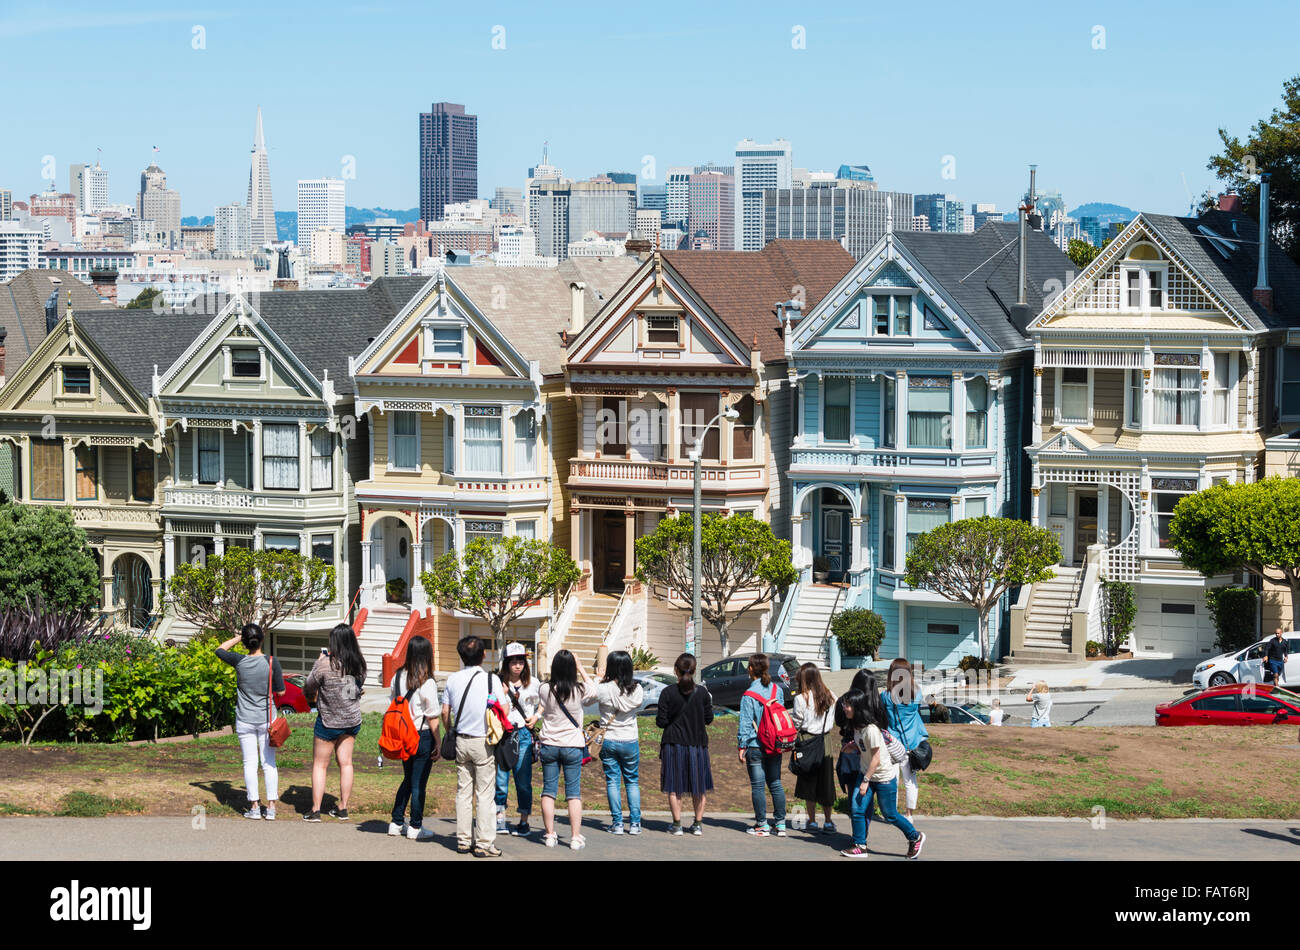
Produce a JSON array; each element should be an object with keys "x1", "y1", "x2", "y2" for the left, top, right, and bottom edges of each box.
[{"x1": 1, "y1": 192, "x2": 1298, "y2": 682}]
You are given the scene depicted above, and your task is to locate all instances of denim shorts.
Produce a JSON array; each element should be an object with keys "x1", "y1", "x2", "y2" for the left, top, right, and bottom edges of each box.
[
  {"x1": 538, "y1": 744, "x2": 584, "y2": 801},
  {"x1": 314, "y1": 718, "x2": 361, "y2": 741}
]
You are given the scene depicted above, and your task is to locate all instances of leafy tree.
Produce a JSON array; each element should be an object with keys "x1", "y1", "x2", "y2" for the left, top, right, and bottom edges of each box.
[
  {"x1": 1100, "y1": 580, "x2": 1136, "y2": 655},
  {"x1": 1066, "y1": 238, "x2": 1101, "y2": 269},
  {"x1": 1206, "y1": 74, "x2": 1300, "y2": 265},
  {"x1": 167, "y1": 546, "x2": 335, "y2": 637},
  {"x1": 904, "y1": 517, "x2": 1061, "y2": 662},
  {"x1": 0, "y1": 502, "x2": 99, "y2": 614},
  {"x1": 634, "y1": 513, "x2": 797, "y2": 658},
  {"x1": 1204, "y1": 586, "x2": 1260, "y2": 654},
  {"x1": 125, "y1": 287, "x2": 164, "y2": 310},
  {"x1": 1169, "y1": 477, "x2": 1300, "y2": 627},
  {"x1": 420, "y1": 536, "x2": 580, "y2": 655}
]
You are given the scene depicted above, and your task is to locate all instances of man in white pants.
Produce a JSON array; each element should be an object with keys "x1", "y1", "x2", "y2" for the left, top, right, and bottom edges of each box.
[{"x1": 441, "y1": 635, "x2": 502, "y2": 857}]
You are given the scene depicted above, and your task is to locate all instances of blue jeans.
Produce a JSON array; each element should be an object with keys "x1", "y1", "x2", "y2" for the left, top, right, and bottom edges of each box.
[
  {"x1": 600, "y1": 738, "x2": 642, "y2": 826},
  {"x1": 495, "y1": 727, "x2": 535, "y2": 815},
  {"x1": 745, "y1": 747, "x2": 786, "y2": 825},
  {"x1": 391, "y1": 730, "x2": 433, "y2": 828},
  {"x1": 538, "y1": 744, "x2": 583, "y2": 801},
  {"x1": 850, "y1": 776, "x2": 918, "y2": 847}
]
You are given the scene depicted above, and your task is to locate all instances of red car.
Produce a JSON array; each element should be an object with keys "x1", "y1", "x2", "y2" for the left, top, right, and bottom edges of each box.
[
  {"x1": 276, "y1": 674, "x2": 315, "y2": 716},
  {"x1": 1155, "y1": 683, "x2": 1300, "y2": 726}
]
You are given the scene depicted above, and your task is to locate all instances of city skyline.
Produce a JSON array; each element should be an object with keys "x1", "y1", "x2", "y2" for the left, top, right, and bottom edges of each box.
[{"x1": 3, "y1": 0, "x2": 1296, "y2": 221}]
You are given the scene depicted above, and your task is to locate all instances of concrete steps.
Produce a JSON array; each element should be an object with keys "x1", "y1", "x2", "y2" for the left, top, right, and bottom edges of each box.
[
  {"x1": 556, "y1": 593, "x2": 620, "y2": 672},
  {"x1": 1013, "y1": 567, "x2": 1082, "y2": 661},
  {"x1": 780, "y1": 585, "x2": 845, "y2": 667}
]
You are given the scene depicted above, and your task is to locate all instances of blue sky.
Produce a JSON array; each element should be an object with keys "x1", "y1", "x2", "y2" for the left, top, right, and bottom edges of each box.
[{"x1": 3, "y1": 0, "x2": 1297, "y2": 218}]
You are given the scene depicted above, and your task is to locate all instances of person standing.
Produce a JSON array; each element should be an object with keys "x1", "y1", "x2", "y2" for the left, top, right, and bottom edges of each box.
[
  {"x1": 1266, "y1": 627, "x2": 1290, "y2": 685},
  {"x1": 989, "y1": 698, "x2": 1005, "y2": 726},
  {"x1": 536, "y1": 649, "x2": 598, "y2": 850},
  {"x1": 882, "y1": 658, "x2": 929, "y2": 821},
  {"x1": 737, "y1": 653, "x2": 788, "y2": 838},
  {"x1": 302, "y1": 623, "x2": 366, "y2": 822},
  {"x1": 441, "y1": 635, "x2": 504, "y2": 857},
  {"x1": 496, "y1": 642, "x2": 539, "y2": 837},
  {"x1": 656, "y1": 653, "x2": 714, "y2": 836},
  {"x1": 839, "y1": 688, "x2": 925, "y2": 859},
  {"x1": 1026, "y1": 681, "x2": 1052, "y2": 727},
  {"x1": 596, "y1": 650, "x2": 645, "y2": 835},
  {"x1": 215, "y1": 623, "x2": 285, "y2": 820},
  {"x1": 791, "y1": 663, "x2": 837, "y2": 834},
  {"x1": 387, "y1": 636, "x2": 440, "y2": 841}
]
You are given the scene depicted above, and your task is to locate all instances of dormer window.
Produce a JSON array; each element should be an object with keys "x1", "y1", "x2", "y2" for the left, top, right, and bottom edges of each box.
[
  {"x1": 868, "y1": 294, "x2": 916, "y2": 337},
  {"x1": 645, "y1": 313, "x2": 681, "y2": 345},
  {"x1": 63, "y1": 366, "x2": 91, "y2": 394},
  {"x1": 232, "y1": 348, "x2": 261, "y2": 378},
  {"x1": 430, "y1": 327, "x2": 464, "y2": 359},
  {"x1": 1121, "y1": 243, "x2": 1167, "y2": 311}
]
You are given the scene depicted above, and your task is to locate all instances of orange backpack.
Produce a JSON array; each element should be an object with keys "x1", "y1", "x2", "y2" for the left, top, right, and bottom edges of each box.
[{"x1": 379, "y1": 676, "x2": 422, "y2": 760}]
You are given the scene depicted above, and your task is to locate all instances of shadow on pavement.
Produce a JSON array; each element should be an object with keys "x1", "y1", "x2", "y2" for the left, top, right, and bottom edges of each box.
[{"x1": 1240, "y1": 827, "x2": 1300, "y2": 847}]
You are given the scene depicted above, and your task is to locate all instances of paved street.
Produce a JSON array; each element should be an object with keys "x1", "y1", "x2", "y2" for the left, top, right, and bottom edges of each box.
[{"x1": 5, "y1": 814, "x2": 1299, "y2": 861}]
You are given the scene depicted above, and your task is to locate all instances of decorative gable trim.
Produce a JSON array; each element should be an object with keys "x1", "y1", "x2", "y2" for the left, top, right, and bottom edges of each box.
[{"x1": 0, "y1": 316, "x2": 152, "y2": 417}]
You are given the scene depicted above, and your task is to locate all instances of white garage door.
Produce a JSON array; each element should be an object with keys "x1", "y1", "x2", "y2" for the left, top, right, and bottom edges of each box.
[
  {"x1": 271, "y1": 632, "x2": 329, "y2": 675},
  {"x1": 1136, "y1": 589, "x2": 1215, "y2": 658}
]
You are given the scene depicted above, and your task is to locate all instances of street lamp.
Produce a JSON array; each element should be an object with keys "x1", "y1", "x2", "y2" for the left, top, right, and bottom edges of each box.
[{"x1": 687, "y1": 406, "x2": 740, "y2": 654}]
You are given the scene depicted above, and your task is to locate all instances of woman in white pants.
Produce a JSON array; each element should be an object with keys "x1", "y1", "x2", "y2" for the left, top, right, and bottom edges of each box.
[
  {"x1": 881, "y1": 658, "x2": 928, "y2": 820},
  {"x1": 216, "y1": 624, "x2": 286, "y2": 820}
]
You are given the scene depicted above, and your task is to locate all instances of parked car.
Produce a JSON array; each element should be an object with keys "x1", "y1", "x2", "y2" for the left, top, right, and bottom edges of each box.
[
  {"x1": 277, "y1": 674, "x2": 315, "y2": 715},
  {"x1": 918, "y1": 701, "x2": 1001, "y2": 725},
  {"x1": 583, "y1": 670, "x2": 677, "y2": 717},
  {"x1": 698, "y1": 653, "x2": 800, "y2": 710},
  {"x1": 1192, "y1": 633, "x2": 1300, "y2": 689},
  {"x1": 1155, "y1": 682, "x2": 1300, "y2": 726}
]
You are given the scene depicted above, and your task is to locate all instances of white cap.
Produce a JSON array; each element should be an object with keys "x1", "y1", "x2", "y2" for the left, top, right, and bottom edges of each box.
[{"x1": 504, "y1": 642, "x2": 527, "y2": 658}]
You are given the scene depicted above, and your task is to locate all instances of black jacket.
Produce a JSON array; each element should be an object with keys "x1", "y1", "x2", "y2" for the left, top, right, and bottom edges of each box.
[
  {"x1": 656, "y1": 683, "x2": 714, "y2": 747},
  {"x1": 1267, "y1": 637, "x2": 1290, "y2": 662}
]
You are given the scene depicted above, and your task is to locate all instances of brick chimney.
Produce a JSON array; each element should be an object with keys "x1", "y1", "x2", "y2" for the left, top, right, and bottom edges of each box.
[
  {"x1": 1218, "y1": 191, "x2": 1242, "y2": 213},
  {"x1": 1254, "y1": 174, "x2": 1273, "y2": 312}
]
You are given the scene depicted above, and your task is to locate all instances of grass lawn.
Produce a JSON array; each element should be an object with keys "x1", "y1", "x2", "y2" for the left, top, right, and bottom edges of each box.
[{"x1": 3, "y1": 715, "x2": 1300, "y2": 820}]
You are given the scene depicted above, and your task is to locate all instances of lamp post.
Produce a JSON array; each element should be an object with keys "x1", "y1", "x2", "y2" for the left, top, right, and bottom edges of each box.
[{"x1": 688, "y1": 406, "x2": 739, "y2": 654}]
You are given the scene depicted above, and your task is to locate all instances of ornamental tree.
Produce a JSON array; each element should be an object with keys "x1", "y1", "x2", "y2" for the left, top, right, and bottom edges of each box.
[
  {"x1": 0, "y1": 502, "x2": 99, "y2": 614},
  {"x1": 420, "y1": 536, "x2": 580, "y2": 655},
  {"x1": 1168, "y1": 477, "x2": 1300, "y2": 627},
  {"x1": 635, "y1": 513, "x2": 797, "y2": 658},
  {"x1": 904, "y1": 517, "x2": 1061, "y2": 662},
  {"x1": 167, "y1": 546, "x2": 336, "y2": 636}
]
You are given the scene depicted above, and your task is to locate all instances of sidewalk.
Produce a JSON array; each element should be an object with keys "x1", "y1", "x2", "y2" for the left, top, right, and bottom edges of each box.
[{"x1": 1001, "y1": 658, "x2": 1192, "y2": 692}]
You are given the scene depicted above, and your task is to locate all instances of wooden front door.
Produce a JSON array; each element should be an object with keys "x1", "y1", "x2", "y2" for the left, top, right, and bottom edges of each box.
[
  {"x1": 599, "y1": 513, "x2": 626, "y2": 591},
  {"x1": 1074, "y1": 493, "x2": 1098, "y2": 564}
]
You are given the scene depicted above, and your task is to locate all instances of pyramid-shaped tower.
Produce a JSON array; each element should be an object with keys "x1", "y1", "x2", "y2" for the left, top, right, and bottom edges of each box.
[{"x1": 247, "y1": 107, "x2": 276, "y2": 248}]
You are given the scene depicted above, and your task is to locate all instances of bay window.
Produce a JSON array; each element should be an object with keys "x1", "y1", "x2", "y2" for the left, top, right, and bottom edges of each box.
[
  {"x1": 514, "y1": 409, "x2": 537, "y2": 474},
  {"x1": 881, "y1": 377, "x2": 895, "y2": 448},
  {"x1": 1152, "y1": 477, "x2": 1197, "y2": 548},
  {"x1": 823, "y1": 377, "x2": 851, "y2": 442},
  {"x1": 1126, "y1": 370, "x2": 1142, "y2": 428},
  {"x1": 311, "y1": 534, "x2": 335, "y2": 567},
  {"x1": 464, "y1": 406, "x2": 503, "y2": 474},
  {"x1": 907, "y1": 375, "x2": 951, "y2": 449},
  {"x1": 515, "y1": 519, "x2": 537, "y2": 540},
  {"x1": 310, "y1": 427, "x2": 332, "y2": 489},
  {"x1": 965, "y1": 376, "x2": 988, "y2": 448},
  {"x1": 680, "y1": 392, "x2": 719, "y2": 460},
  {"x1": 263, "y1": 534, "x2": 300, "y2": 553},
  {"x1": 1058, "y1": 368, "x2": 1089, "y2": 424},
  {"x1": 880, "y1": 495, "x2": 895, "y2": 571},
  {"x1": 965, "y1": 496, "x2": 988, "y2": 519},
  {"x1": 198, "y1": 429, "x2": 221, "y2": 484},
  {"x1": 1152, "y1": 365, "x2": 1199, "y2": 427},
  {"x1": 390, "y1": 411, "x2": 419, "y2": 470},
  {"x1": 262, "y1": 423, "x2": 299, "y2": 489},
  {"x1": 1212, "y1": 353, "x2": 1232, "y2": 427},
  {"x1": 133, "y1": 446, "x2": 155, "y2": 503},
  {"x1": 906, "y1": 498, "x2": 950, "y2": 553},
  {"x1": 466, "y1": 520, "x2": 504, "y2": 544},
  {"x1": 74, "y1": 445, "x2": 97, "y2": 501},
  {"x1": 732, "y1": 395, "x2": 755, "y2": 460}
]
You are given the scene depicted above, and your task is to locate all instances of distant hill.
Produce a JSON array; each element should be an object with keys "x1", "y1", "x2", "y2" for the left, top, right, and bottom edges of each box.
[
  {"x1": 273, "y1": 206, "x2": 421, "y2": 242},
  {"x1": 1069, "y1": 202, "x2": 1136, "y2": 223},
  {"x1": 181, "y1": 215, "x2": 215, "y2": 227}
]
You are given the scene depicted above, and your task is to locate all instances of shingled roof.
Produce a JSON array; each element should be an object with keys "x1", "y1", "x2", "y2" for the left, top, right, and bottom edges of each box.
[
  {"x1": 1, "y1": 270, "x2": 110, "y2": 376},
  {"x1": 663, "y1": 240, "x2": 855, "y2": 361}
]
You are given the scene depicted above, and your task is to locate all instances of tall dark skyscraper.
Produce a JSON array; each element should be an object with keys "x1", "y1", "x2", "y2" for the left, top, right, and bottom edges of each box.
[{"x1": 419, "y1": 102, "x2": 478, "y2": 222}]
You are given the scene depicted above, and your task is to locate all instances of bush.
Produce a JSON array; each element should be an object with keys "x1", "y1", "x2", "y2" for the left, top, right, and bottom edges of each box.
[
  {"x1": 386, "y1": 578, "x2": 407, "y2": 603},
  {"x1": 831, "y1": 607, "x2": 885, "y2": 658},
  {"x1": 0, "y1": 601, "x2": 95, "y2": 661},
  {"x1": 958, "y1": 654, "x2": 995, "y2": 671},
  {"x1": 1101, "y1": 581, "x2": 1136, "y2": 655},
  {"x1": 1086, "y1": 640, "x2": 1102, "y2": 658},
  {"x1": 629, "y1": 646, "x2": 659, "y2": 670},
  {"x1": 1205, "y1": 586, "x2": 1259, "y2": 654}
]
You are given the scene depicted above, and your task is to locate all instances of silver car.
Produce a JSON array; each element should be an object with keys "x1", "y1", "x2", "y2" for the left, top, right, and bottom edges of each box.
[{"x1": 583, "y1": 670, "x2": 677, "y2": 716}]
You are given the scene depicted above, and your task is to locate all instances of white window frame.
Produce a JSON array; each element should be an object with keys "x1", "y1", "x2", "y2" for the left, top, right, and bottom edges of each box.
[
  {"x1": 514, "y1": 519, "x2": 538, "y2": 540},
  {"x1": 1149, "y1": 364, "x2": 1202, "y2": 430},
  {"x1": 905, "y1": 375, "x2": 953, "y2": 450},
  {"x1": 643, "y1": 312, "x2": 683, "y2": 347},
  {"x1": 388, "y1": 410, "x2": 421, "y2": 472},
  {"x1": 880, "y1": 491, "x2": 897, "y2": 572},
  {"x1": 1209, "y1": 352, "x2": 1237, "y2": 430},
  {"x1": 1280, "y1": 347, "x2": 1300, "y2": 422},
  {"x1": 904, "y1": 495, "x2": 952, "y2": 558},
  {"x1": 443, "y1": 412, "x2": 456, "y2": 475},
  {"x1": 1123, "y1": 369, "x2": 1143, "y2": 430},
  {"x1": 513, "y1": 408, "x2": 537, "y2": 475},
  {"x1": 963, "y1": 495, "x2": 989, "y2": 519},
  {"x1": 1054, "y1": 367, "x2": 1093, "y2": 427},
  {"x1": 463, "y1": 406, "x2": 504, "y2": 475},
  {"x1": 194, "y1": 428, "x2": 224, "y2": 486},
  {"x1": 224, "y1": 344, "x2": 267, "y2": 383},
  {"x1": 309, "y1": 426, "x2": 333, "y2": 491},
  {"x1": 820, "y1": 375, "x2": 853, "y2": 444},
  {"x1": 867, "y1": 292, "x2": 918, "y2": 338},
  {"x1": 880, "y1": 376, "x2": 896, "y2": 449},
  {"x1": 1148, "y1": 476, "x2": 1198, "y2": 553},
  {"x1": 425, "y1": 323, "x2": 466, "y2": 362},
  {"x1": 1119, "y1": 249, "x2": 1168, "y2": 313}
]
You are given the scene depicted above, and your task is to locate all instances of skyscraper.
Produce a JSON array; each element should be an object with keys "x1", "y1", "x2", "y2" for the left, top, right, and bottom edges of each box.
[
  {"x1": 664, "y1": 168, "x2": 691, "y2": 228},
  {"x1": 0, "y1": 189, "x2": 11, "y2": 221},
  {"x1": 640, "y1": 184, "x2": 666, "y2": 215},
  {"x1": 568, "y1": 176, "x2": 636, "y2": 240},
  {"x1": 70, "y1": 162, "x2": 109, "y2": 214},
  {"x1": 734, "y1": 138, "x2": 792, "y2": 251},
  {"x1": 297, "y1": 179, "x2": 345, "y2": 252},
  {"x1": 913, "y1": 194, "x2": 964, "y2": 233},
  {"x1": 763, "y1": 180, "x2": 914, "y2": 258},
  {"x1": 138, "y1": 162, "x2": 181, "y2": 247},
  {"x1": 419, "y1": 102, "x2": 478, "y2": 222},
  {"x1": 688, "y1": 169, "x2": 735, "y2": 251},
  {"x1": 492, "y1": 186, "x2": 523, "y2": 217},
  {"x1": 247, "y1": 107, "x2": 276, "y2": 248},
  {"x1": 214, "y1": 203, "x2": 252, "y2": 256}
]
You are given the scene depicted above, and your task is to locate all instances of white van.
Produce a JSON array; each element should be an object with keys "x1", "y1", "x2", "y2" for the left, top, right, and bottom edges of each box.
[{"x1": 1192, "y1": 633, "x2": 1300, "y2": 689}]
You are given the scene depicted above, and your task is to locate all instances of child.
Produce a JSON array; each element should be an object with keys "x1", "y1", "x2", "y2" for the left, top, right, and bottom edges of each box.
[{"x1": 988, "y1": 697, "x2": 1004, "y2": 726}]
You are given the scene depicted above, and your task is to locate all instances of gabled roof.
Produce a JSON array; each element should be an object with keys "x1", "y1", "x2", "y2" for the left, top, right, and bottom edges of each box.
[
  {"x1": 1, "y1": 269, "x2": 110, "y2": 375},
  {"x1": 892, "y1": 223, "x2": 1072, "y2": 351},
  {"x1": 662, "y1": 240, "x2": 855, "y2": 361}
]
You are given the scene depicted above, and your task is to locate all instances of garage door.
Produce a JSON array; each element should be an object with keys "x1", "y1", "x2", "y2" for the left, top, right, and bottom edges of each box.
[
  {"x1": 271, "y1": 633, "x2": 329, "y2": 675},
  {"x1": 1135, "y1": 589, "x2": 1215, "y2": 658}
]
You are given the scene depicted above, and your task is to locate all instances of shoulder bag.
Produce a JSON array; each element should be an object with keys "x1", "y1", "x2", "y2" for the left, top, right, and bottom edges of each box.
[
  {"x1": 266, "y1": 656, "x2": 291, "y2": 748},
  {"x1": 789, "y1": 698, "x2": 828, "y2": 776},
  {"x1": 440, "y1": 669, "x2": 481, "y2": 761},
  {"x1": 495, "y1": 680, "x2": 527, "y2": 771}
]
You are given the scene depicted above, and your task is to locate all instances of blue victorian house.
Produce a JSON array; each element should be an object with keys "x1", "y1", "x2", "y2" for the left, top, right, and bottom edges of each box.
[{"x1": 770, "y1": 222, "x2": 1072, "y2": 670}]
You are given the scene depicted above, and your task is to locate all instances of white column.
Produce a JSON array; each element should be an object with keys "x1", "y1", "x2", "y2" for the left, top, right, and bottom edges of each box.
[
  {"x1": 1097, "y1": 486, "x2": 1109, "y2": 546},
  {"x1": 1198, "y1": 340, "x2": 1212, "y2": 433},
  {"x1": 163, "y1": 530, "x2": 176, "y2": 584},
  {"x1": 894, "y1": 492, "x2": 907, "y2": 571},
  {"x1": 1141, "y1": 342, "x2": 1154, "y2": 428},
  {"x1": 1032, "y1": 362, "x2": 1043, "y2": 443},
  {"x1": 1139, "y1": 460, "x2": 1151, "y2": 552},
  {"x1": 1246, "y1": 347, "x2": 1258, "y2": 430},
  {"x1": 790, "y1": 513, "x2": 807, "y2": 569},
  {"x1": 411, "y1": 524, "x2": 427, "y2": 610},
  {"x1": 251, "y1": 420, "x2": 263, "y2": 492},
  {"x1": 849, "y1": 517, "x2": 865, "y2": 572},
  {"x1": 952, "y1": 372, "x2": 965, "y2": 452},
  {"x1": 214, "y1": 521, "x2": 225, "y2": 556},
  {"x1": 298, "y1": 421, "x2": 310, "y2": 493},
  {"x1": 1030, "y1": 462, "x2": 1041, "y2": 528},
  {"x1": 359, "y1": 539, "x2": 374, "y2": 605}
]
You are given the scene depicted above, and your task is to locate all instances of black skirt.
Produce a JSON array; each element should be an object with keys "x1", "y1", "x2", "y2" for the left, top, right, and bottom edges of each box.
[
  {"x1": 793, "y1": 733, "x2": 836, "y2": 806},
  {"x1": 660, "y1": 743, "x2": 714, "y2": 796}
]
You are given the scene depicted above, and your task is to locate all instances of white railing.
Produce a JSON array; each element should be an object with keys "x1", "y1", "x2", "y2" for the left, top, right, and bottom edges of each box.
[
  {"x1": 1073, "y1": 543, "x2": 1105, "y2": 655},
  {"x1": 1040, "y1": 348, "x2": 1143, "y2": 369},
  {"x1": 600, "y1": 583, "x2": 638, "y2": 655},
  {"x1": 771, "y1": 582, "x2": 801, "y2": 653},
  {"x1": 73, "y1": 504, "x2": 160, "y2": 525},
  {"x1": 568, "y1": 457, "x2": 766, "y2": 486},
  {"x1": 543, "y1": 581, "x2": 582, "y2": 670},
  {"x1": 790, "y1": 446, "x2": 993, "y2": 471},
  {"x1": 163, "y1": 487, "x2": 343, "y2": 512}
]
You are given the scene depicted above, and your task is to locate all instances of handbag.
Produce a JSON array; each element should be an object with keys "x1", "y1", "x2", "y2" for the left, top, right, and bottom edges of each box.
[
  {"x1": 909, "y1": 739, "x2": 933, "y2": 772},
  {"x1": 835, "y1": 744, "x2": 861, "y2": 793},
  {"x1": 495, "y1": 685, "x2": 528, "y2": 771},
  {"x1": 266, "y1": 656, "x2": 290, "y2": 748},
  {"x1": 790, "y1": 730, "x2": 826, "y2": 776},
  {"x1": 485, "y1": 674, "x2": 506, "y2": 745},
  {"x1": 440, "y1": 669, "x2": 482, "y2": 761}
]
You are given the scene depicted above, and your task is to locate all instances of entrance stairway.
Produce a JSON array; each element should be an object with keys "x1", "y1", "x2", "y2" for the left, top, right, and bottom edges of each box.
[
  {"x1": 355, "y1": 605, "x2": 414, "y2": 684},
  {"x1": 781, "y1": 585, "x2": 845, "y2": 667},
  {"x1": 1015, "y1": 566, "x2": 1083, "y2": 661},
  {"x1": 560, "y1": 592, "x2": 620, "y2": 672}
]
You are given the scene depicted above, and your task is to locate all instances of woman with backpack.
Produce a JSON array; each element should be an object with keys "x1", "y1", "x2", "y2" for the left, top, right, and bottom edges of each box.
[
  {"x1": 881, "y1": 658, "x2": 929, "y2": 821},
  {"x1": 302, "y1": 623, "x2": 367, "y2": 823},
  {"x1": 387, "y1": 636, "x2": 440, "y2": 841},
  {"x1": 737, "y1": 653, "x2": 788, "y2": 838},
  {"x1": 838, "y1": 688, "x2": 925, "y2": 859},
  {"x1": 656, "y1": 653, "x2": 714, "y2": 836},
  {"x1": 215, "y1": 623, "x2": 285, "y2": 820},
  {"x1": 791, "y1": 662, "x2": 837, "y2": 834},
  {"x1": 596, "y1": 650, "x2": 645, "y2": 835},
  {"x1": 536, "y1": 649, "x2": 598, "y2": 850},
  {"x1": 495, "y1": 642, "x2": 539, "y2": 837}
]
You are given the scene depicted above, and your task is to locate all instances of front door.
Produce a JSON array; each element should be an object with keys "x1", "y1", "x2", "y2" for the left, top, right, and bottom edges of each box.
[
  {"x1": 1074, "y1": 494, "x2": 1098, "y2": 564},
  {"x1": 600, "y1": 513, "x2": 625, "y2": 591},
  {"x1": 823, "y1": 507, "x2": 849, "y2": 581}
]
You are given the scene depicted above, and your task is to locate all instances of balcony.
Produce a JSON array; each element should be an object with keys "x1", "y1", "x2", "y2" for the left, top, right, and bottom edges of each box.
[
  {"x1": 72, "y1": 504, "x2": 161, "y2": 527},
  {"x1": 789, "y1": 445, "x2": 997, "y2": 480},
  {"x1": 567, "y1": 457, "x2": 766, "y2": 492},
  {"x1": 162, "y1": 487, "x2": 345, "y2": 515}
]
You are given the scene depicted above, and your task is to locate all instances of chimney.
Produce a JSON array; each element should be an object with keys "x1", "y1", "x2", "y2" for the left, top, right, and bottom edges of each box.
[
  {"x1": 569, "y1": 281, "x2": 587, "y2": 334},
  {"x1": 1010, "y1": 165, "x2": 1036, "y2": 334},
  {"x1": 1218, "y1": 191, "x2": 1242, "y2": 213},
  {"x1": 1254, "y1": 173, "x2": 1273, "y2": 311},
  {"x1": 0, "y1": 326, "x2": 7, "y2": 388}
]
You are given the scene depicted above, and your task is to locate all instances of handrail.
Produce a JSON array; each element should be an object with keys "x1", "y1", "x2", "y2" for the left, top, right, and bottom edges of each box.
[
  {"x1": 346, "y1": 585, "x2": 363, "y2": 626},
  {"x1": 770, "y1": 581, "x2": 801, "y2": 653},
  {"x1": 822, "y1": 585, "x2": 846, "y2": 644},
  {"x1": 600, "y1": 581, "x2": 632, "y2": 646}
]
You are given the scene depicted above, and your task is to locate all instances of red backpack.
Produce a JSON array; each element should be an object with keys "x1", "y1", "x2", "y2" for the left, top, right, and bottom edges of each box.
[
  {"x1": 379, "y1": 677, "x2": 421, "y2": 761},
  {"x1": 745, "y1": 684, "x2": 798, "y2": 755}
]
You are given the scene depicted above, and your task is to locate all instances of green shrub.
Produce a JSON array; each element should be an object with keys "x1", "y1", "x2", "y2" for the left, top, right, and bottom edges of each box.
[
  {"x1": 1101, "y1": 581, "x2": 1136, "y2": 654},
  {"x1": 831, "y1": 607, "x2": 885, "y2": 658},
  {"x1": 957, "y1": 654, "x2": 996, "y2": 671},
  {"x1": 1086, "y1": 640, "x2": 1102, "y2": 657},
  {"x1": 386, "y1": 578, "x2": 408, "y2": 603},
  {"x1": 629, "y1": 646, "x2": 659, "y2": 670},
  {"x1": 1205, "y1": 586, "x2": 1259, "y2": 654}
]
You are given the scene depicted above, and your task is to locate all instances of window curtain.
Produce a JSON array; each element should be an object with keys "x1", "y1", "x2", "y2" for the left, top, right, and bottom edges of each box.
[
  {"x1": 465, "y1": 415, "x2": 502, "y2": 473},
  {"x1": 392, "y1": 412, "x2": 418, "y2": 469},
  {"x1": 514, "y1": 410, "x2": 536, "y2": 474},
  {"x1": 515, "y1": 520, "x2": 537, "y2": 540},
  {"x1": 965, "y1": 376, "x2": 988, "y2": 448},
  {"x1": 262, "y1": 423, "x2": 299, "y2": 489},
  {"x1": 908, "y1": 378, "x2": 951, "y2": 449},
  {"x1": 1153, "y1": 369, "x2": 1199, "y2": 426},
  {"x1": 1213, "y1": 354, "x2": 1230, "y2": 425},
  {"x1": 198, "y1": 429, "x2": 221, "y2": 484},
  {"x1": 824, "y1": 378, "x2": 850, "y2": 442},
  {"x1": 310, "y1": 427, "x2": 332, "y2": 489},
  {"x1": 906, "y1": 499, "x2": 950, "y2": 551}
]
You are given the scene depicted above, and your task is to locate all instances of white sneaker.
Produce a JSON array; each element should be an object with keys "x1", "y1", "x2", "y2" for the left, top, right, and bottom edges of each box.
[
  {"x1": 387, "y1": 822, "x2": 405, "y2": 837},
  {"x1": 543, "y1": 832, "x2": 558, "y2": 848},
  {"x1": 570, "y1": 835, "x2": 587, "y2": 851},
  {"x1": 406, "y1": 826, "x2": 433, "y2": 841}
]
